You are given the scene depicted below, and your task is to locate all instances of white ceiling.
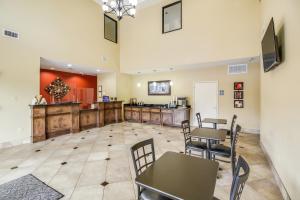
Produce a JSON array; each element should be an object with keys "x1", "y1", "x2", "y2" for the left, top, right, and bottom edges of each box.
[{"x1": 40, "y1": 58, "x2": 113, "y2": 76}]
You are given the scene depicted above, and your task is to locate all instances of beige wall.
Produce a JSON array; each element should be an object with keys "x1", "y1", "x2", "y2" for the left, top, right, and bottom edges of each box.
[
  {"x1": 131, "y1": 63, "x2": 260, "y2": 132},
  {"x1": 120, "y1": 0, "x2": 261, "y2": 72},
  {"x1": 260, "y1": 0, "x2": 300, "y2": 199},
  {"x1": 0, "y1": 0, "x2": 119, "y2": 145},
  {"x1": 98, "y1": 72, "x2": 132, "y2": 102}
]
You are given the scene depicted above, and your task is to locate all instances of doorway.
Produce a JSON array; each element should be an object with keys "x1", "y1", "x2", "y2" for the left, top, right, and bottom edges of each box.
[{"x1": 193, "y1": 81, "x2": 219, "y2": 127}]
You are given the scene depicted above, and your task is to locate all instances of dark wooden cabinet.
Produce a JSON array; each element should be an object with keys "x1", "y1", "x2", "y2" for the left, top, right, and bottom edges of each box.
[{"x1": 124, "y1": 105, "x2": 190, "y2": 127}]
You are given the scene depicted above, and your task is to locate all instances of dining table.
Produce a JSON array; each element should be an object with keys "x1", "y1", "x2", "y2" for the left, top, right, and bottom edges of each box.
[
  {"x1": 202, "y1": 118, "x2": 227, "y2": 129},
  {"x1": 135, "y1": 151, "x2": 219, "y2": 200},
  {"x1": 191, "y1": 127, "x2": 227, "y2": 159}
]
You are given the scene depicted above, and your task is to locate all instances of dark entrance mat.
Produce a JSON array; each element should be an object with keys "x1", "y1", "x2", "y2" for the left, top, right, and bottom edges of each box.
[{"x1": 0, "y1": 174, "x2": 64, "y2": 200}]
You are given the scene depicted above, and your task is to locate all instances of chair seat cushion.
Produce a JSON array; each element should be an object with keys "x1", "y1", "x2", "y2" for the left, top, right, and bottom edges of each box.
[
  {"x1": 210, "y1": 144, "x2": 231, "y2": 157},
  {"x1": 187, "y1": 141, "x2": 207, "y2": 150},
  {"x1": 140, "y1": 189, "x2": 171, "y2": 200}
]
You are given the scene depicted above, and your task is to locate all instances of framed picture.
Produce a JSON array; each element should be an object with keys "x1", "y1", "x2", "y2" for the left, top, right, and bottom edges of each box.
[
  {"x1": 162, "y1": 1, "x2": 182, "y2": 34},
  {"x1": 234, "y1": 82, "x2": 244, "y2": 90},
  {"x1": 148, "y1": 80, "x2": 171, "y2": 96},
  {"x1": 104, "y1": 14, "x2": 117, "y2": 43},
  {"x1": 234, "y1": 91, "x2": 244, "y2": 99},
  {"x1": 234, "y1": 100, "x2": 244, "y2": 108}
]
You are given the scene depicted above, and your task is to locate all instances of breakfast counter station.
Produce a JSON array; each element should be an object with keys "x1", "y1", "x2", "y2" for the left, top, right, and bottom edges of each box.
[
  {"x1": 124, "y1": 104, "x2": 190, "y2": 127},
  {"x1": 30, "y1": 101, "x2": 122, "y2": 143}
]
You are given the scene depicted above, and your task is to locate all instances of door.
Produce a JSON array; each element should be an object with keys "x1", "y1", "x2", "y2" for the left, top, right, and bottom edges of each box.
[{"x1": 194, "y1": 81, "x2": 218, "y2": 127}]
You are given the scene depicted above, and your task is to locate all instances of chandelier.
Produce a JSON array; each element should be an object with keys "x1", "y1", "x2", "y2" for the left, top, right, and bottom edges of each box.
[{"x1": 101, "y1": 0, "x2": 138, "y2": 20}]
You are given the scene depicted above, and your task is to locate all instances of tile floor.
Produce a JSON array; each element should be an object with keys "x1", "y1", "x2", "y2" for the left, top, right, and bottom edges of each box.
[{"x1": 0, "y1": 122, "x2": 283, "y2": 200}]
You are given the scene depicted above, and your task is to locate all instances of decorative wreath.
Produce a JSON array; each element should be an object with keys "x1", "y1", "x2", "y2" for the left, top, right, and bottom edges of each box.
[{"x1": 45, "y1": 77, "x2": 70, "y2": 100}]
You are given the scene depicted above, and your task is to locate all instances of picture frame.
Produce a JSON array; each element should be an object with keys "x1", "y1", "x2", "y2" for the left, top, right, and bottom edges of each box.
[
  {"x1": 104, "y1": 14, "x2": 117, "y2": 43},
  {"x1": 234, "y1": 91, "x2": 244, "y2": 99},
  {"x1": 162, "y1": 1, "x2": 182, "y2": 34},
  {"x1": 234, "y1": 82, "x2": 244, "y2": 90},
  {"x1": 234, "y1": 100, "x2": 244, "y2": 108},
  {"x1": 148, "y1": 80, "x2": 171, "y2": 96}
]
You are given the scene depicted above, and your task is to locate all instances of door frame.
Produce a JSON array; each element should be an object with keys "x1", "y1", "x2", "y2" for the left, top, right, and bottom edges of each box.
[{"x1": 193, "y1": 81, "x2": 219, "y2": 126}]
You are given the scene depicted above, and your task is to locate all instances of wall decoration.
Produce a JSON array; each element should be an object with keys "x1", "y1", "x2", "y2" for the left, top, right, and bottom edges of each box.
[
  {"x1": 219, "y1": 90, "x2": 225, "y2": 96},
  {"x1": 45, "y1": 77, "x2": 71, "y2": 100},
  {"x1": 148, "y1": 80, "x2": 171, "y2": 96},
  {"x1": 162, "y1": 1, "x2": 182, "y2": 34},
  {"x1": 234, "y1": 91, "x2": 243, "y2": 99},
  {"x1": 104, "y1": 14, "x2": 117, "y2": 43},
  {"x1": 234, "y1": 100, "x2": 244, "y2": 108},
  {"x1": 234, "y1": 82, "x2": 244, "y2": 90}
]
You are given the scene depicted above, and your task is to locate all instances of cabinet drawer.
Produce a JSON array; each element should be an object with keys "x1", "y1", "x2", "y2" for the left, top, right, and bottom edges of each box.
[{"x1": 150, "y1": 108, "x2": 160, "y2": 113}]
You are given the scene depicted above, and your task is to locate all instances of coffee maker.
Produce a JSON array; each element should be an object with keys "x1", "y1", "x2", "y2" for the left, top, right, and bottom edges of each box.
[{"x1": 177, "y1": 97, "x2": 188, "y2": 107}]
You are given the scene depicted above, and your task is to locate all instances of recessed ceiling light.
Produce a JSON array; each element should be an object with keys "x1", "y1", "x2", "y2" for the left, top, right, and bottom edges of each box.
[
  {"x1": 67, "y1": 64, "x2": 72, "y2": 68},
  {"x1": 96, "y1": 69, "x2": 101, "y2": 72},
  {"x1": 50, "y1": 67, "x2": 55, "y2": 70}
]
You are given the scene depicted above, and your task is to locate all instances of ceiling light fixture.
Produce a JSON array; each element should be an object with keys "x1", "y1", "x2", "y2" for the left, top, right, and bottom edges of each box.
[
  {"x1": 66, "y1": 64, "x2": 72, "y2": 68},
  {"x1": 101, "y1": 0, "x2": 137, "y2": 20}
]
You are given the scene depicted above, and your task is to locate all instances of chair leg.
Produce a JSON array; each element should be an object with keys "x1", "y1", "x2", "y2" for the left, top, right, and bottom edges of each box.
[{"x1": 189, "y1": 150, "x2": 191, "y2": 155}]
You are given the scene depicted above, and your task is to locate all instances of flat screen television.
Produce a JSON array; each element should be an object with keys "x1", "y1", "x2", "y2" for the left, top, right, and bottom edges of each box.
[{"x1": 261, "y1": 18, "x2": 281, "y2": 72}]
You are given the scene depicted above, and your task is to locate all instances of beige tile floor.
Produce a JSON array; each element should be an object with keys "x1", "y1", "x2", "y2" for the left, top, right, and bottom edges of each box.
[{"x1": 0, "y1": 122, "x2": 283, "y2": 200}]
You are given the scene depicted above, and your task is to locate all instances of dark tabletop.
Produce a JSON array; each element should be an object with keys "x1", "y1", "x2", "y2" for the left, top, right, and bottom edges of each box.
[
  {"x1": 135, "y1": 151, "x2": 219, "y2": 200},
  {"x1": 191, "y1": 128, "x2": 227, "y2": 141},
  {"x1": 202, "y1": 118, "x2": 227, "y2": 125}
]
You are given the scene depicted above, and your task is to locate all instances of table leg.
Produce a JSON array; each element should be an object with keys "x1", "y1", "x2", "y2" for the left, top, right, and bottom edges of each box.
[
  {"x1": 213, "y1": 123, "x2": 217, "y2": 129},
  {"x1": 206, "y1": 139, "x2": 212, "y2": 160}
]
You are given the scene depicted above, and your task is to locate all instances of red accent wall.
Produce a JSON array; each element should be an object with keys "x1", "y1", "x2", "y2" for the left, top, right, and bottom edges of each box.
[{"x1": 40, "y1": 69, "x2": 97, "y2": 105}]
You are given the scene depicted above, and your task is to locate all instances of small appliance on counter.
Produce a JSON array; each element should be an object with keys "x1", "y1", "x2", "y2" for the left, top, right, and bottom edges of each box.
[{"x1": 177, "y1": 97, "x2": 188, "y2": 107}]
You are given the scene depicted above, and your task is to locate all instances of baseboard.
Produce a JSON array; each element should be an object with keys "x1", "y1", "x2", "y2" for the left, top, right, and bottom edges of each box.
[
  {"x1": 260, "y1": 142, "x2": 291, "y2": 200},
  {"x1": 0, "y1": 137, "x2": 31, "y2": 149}
]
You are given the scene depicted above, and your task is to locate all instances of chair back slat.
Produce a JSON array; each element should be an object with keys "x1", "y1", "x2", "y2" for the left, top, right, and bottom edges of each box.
[
  {"x1": 229, "y1": 115, "x2": 238, "y2": 143},
  {"x1": 195, "y1": 113, "x2": 202, "y2": 128},
  {"x1": 181, "y1": 120, "x2": 191, "y2": 147},
  {"x1": 230, "y1": 156, "x2": 250, "y2": 200},
  {"x1": 130, "y1": 138, "x2": 156, "y2": 176},
  {"x1": 231, "y1": 124, "x2": 241, "y2": 175}
]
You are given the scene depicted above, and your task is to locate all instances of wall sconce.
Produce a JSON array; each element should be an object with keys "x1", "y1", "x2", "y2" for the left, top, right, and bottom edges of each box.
[
  {"x1": 137, "y1": 83, "x2": 141, "y2": 87},
  {"x1": 170, "y1": 81, "x2": 174, "y2": 86}
]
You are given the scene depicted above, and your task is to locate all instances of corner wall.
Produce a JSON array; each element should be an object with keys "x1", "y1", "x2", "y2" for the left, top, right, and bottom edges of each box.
[
  {"x1": 260, "y1": 0, "x2": 300, "y2": 198},
  {"x1": 0, "y1": 0, "x2": 119, "y2": 146},
  {"x1": 130, "y1": 63, "x2": 260, "y2": 132}
]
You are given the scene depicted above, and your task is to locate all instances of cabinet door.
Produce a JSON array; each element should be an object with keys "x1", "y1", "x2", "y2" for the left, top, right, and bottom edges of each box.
[
  {"x1": 124, "y1": 110, "x2": 131, "y2": 121},
  {"x1": 150, "y1": 113, "x2": 161, "y2": 125},
  {"x1": 142, "y1": 110, "x2": 151, "y2": 122},
  {"x1": 162, "y1": 112, "x2": 173, "y2": 126},
  {"x1": 173, "y1": 109, "x2": 187, "y2": 126},
  {"x1": 132, "y1": 110, "x2": 141, "y2": 122}
]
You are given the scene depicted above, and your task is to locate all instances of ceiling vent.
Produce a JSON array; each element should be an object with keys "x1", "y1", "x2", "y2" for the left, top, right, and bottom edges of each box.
[
  {"x1": 2, "y1": 29, "x2": 19, "y2": 39},
  {"x1": 228, "y1": 64, "x2": 248, "y2": 75}
]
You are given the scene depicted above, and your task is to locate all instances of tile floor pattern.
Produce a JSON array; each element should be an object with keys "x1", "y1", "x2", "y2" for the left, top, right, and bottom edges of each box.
[{"x1": 0, "y1": 122, "x2": 283, "y2": 200}]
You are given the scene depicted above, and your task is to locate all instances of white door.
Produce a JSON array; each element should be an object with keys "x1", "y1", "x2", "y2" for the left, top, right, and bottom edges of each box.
[{"x1": 194, "y1": 81, "x2": 218, "y2": 127}]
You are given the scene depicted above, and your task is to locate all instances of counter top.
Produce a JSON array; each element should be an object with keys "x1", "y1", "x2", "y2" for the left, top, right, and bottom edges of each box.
[
  {"x1": 124, "y1": 104, "x2": 190, "y2": 109},
  {"x1": 29, "y1": 102, "x2": 81, "y2": 107}
]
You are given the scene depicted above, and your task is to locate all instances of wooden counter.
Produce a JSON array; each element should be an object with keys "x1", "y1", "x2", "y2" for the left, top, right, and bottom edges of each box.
[
  {"x1": 30, "y1": 101, "x2": 123, "y2": 143},
  {"x1": 124, "y1": 105, "x2": 190, "y2": 127}
]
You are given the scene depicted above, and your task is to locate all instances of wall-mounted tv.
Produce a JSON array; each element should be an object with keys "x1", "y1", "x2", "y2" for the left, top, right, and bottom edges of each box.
[{"x1": 261, "y1": 18, "x2": 281, "y2": 72}]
